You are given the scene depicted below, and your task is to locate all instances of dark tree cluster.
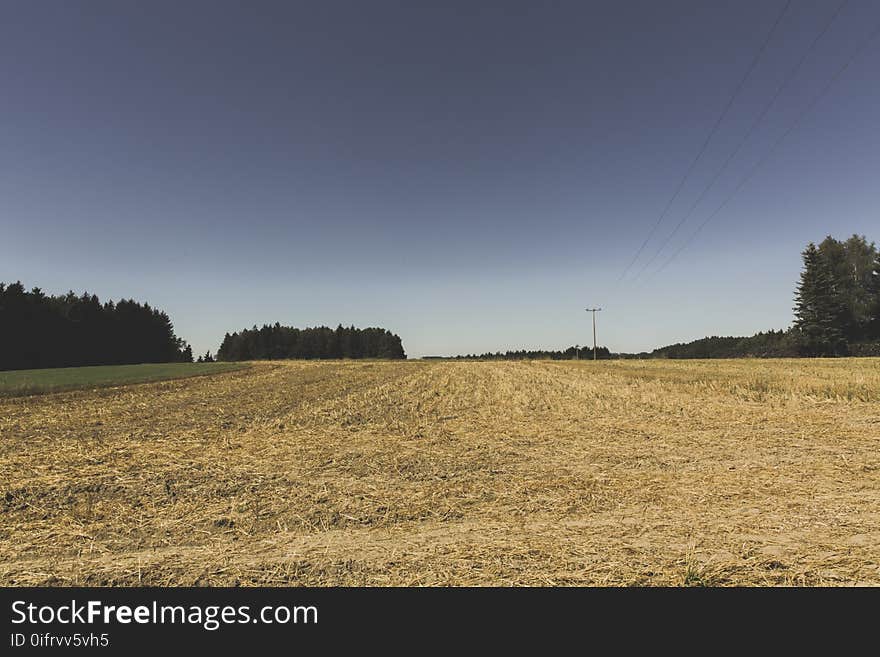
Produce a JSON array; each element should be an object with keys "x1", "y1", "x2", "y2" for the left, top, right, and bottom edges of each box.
[
  {"x1": 792, "y1": 235, "x2": 879, "y2": 356},
  {"x1": 0, "y1": 282, "x2": 192, "y2": 371},
  {"x1": 454, "y1": 346, "x2": 612, "y2": 360},
  {"x1": 646, "y1": 234, "x2": 880, "y2": 359},
  {"x1": 650, "y1": 330, "x2": 797, "y2": 359},
  {"x1": 216, "y1": 323, "x2": 406, "y2": 361}
]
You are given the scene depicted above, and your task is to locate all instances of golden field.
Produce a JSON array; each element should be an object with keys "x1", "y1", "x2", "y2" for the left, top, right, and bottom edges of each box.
[{"x1": 1, "y1": 358, "x2": 878, "y2": 586}]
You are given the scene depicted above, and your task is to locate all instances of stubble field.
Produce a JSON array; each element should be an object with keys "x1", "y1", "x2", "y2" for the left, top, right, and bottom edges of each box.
[{"x1": 1, "y1": 358, "x2": 878, "y2": 586}]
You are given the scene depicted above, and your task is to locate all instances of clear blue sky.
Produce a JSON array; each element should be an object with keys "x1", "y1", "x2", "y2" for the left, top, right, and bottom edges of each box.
[{"x1": 1, "y1": 1, "x2": 878, "y2": 357}]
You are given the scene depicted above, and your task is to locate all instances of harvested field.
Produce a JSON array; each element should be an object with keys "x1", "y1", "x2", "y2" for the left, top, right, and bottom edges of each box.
[{"x1": 1, "y1": 358, "x2": 878, "y2": 586}]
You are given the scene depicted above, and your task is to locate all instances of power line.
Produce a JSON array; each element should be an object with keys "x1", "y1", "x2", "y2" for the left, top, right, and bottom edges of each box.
[
  {"x1": 629, "y1": 0, "x2": 851, "y2": 283},
  {"x1": 645, "y1": 19, "x2": 880, "y2": 281},
  {"x1": 616, "y1": 0, "x2": 793, "y2": 283}
]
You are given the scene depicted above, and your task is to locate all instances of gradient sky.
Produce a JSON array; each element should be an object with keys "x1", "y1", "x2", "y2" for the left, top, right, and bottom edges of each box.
[{"x1": 2, "y1": 1, "x2": 878, "y2": 357}]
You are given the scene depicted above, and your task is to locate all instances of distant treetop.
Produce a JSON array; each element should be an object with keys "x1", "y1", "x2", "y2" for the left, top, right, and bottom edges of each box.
[
  {"x1": 216, "y1": 323, "x2": 406, "y2": 361},
  {"x1": 0, "y1": 282, "x2": 192, "y2": 371}
]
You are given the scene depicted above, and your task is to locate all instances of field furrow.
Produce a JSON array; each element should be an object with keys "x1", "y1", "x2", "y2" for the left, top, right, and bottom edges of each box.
[{"x1": 1, "y1": 359, "x2": 878, "y2": 585}]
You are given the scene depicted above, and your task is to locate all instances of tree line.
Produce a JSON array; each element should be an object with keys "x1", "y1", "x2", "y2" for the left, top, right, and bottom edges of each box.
[
  {"x1": 3, "y1": 233, "x2": 875, "y2": 370},
  {"x1": 0, "y1": 282, "x2": 193, "y2": 371},
  {"x1": 449, "y1": 234, "x2": 879, "y2": 361},
  {"x1": 0, "y1": 280, "x2": 407, "y2": 370},
  {"x1": 642, "y1": 234, "x2": 880, "y2": 359},
  {"x1": 452, "y1": 346, "x2": 612, "y2": 360},
  {"x1": 649, "y1": 330, "x2": 799, "y2": 359},
  {"x1": 216, "y1": 323, "x2": 406, "y2": 361}
]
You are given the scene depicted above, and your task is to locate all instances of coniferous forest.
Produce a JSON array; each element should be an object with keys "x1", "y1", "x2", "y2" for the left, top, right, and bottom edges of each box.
[
  {"x1": 2, "y1": 234, "x2": 877, "y2": 369},
  {"x1": 452, "y1": 234, "x2": 880, "y2": 360},
  {"x1": 0, "y1": 282, "x2": 193, "y2": 370},
  {"x1": 453, "y1": 346, "x2": 613, "y2": 360},
  {"x1": 216, "y1": 324, "x2": 406, "y2": 361},
  {"x1": 646, "y1": 234, "x2": 880, "y2": 358},
  {"x1": 791, "y1": 235, "x2": 879, "y2": 355}
]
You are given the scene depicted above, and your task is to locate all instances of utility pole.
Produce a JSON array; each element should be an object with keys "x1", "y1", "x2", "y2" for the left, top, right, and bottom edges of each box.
[{"x1": 585, "y1": 308, "x2": 602, "y2": 360}]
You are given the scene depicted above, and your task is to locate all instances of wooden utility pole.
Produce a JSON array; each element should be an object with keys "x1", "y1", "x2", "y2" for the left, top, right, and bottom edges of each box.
[{"x1": 585, "y1": 308, "x2": 602, "y2": 360}]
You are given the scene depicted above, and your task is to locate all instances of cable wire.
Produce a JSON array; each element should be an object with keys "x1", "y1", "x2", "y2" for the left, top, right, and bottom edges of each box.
[
  {"x1": 646, "y1": 20, "x2": 880, "y2": 281},
  {"x1": 616, "y1": 0, "x2": 793, "y2": 283},
  {"x1": 629, "y1": 0, "x2": 850, "y2": 283}
]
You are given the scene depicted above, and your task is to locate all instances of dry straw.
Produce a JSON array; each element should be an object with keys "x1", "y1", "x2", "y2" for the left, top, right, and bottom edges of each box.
[{"x1": 1, "y1": 358, "x2": 878, "y2": 586}]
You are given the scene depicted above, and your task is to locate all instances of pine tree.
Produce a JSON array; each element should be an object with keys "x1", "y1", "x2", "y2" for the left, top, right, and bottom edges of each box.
[{"x1": 793, "y1": 243, "x2": 847, "y2": 356}]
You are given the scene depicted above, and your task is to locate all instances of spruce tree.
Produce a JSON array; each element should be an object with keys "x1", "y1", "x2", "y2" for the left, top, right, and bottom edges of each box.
[{"x1": 793, "y1": 243, "x2": 847, "y2": 356}]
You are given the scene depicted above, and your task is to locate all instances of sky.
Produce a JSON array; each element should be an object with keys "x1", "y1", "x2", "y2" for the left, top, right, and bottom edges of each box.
[{"x1": 1, "y1": 1, "x2": 878, "y2": 357}]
